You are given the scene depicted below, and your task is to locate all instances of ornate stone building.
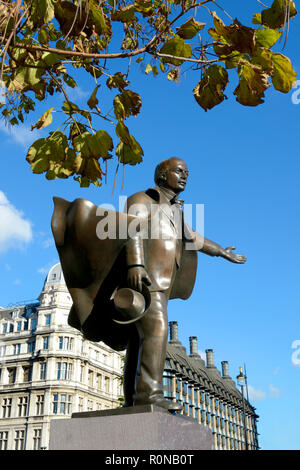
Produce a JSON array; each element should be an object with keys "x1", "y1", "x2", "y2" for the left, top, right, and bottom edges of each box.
[
  {"x1": 0, "y1": 264, "x2": 123, "y2": 450},
  {"x1": 0, "y1": 263, "x2": 259, "y2": 450}
]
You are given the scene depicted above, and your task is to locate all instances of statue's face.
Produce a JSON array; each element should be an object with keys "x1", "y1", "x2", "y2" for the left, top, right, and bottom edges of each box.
[{"x1": 162, "y1": 158, "x2": 189, "y2": 194}]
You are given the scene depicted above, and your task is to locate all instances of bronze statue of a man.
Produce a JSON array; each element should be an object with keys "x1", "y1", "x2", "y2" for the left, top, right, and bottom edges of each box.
[{"x1": 51, "y1": 157, "x2": 246, "y2": 412}]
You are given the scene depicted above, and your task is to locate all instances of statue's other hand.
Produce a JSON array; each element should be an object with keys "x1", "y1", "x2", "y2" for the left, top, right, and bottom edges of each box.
[
  {"x1": 223, "y1": 246, "x2": 247, "y2": 264},
  {"x1": 127, "y1": 266, "x2": 152, "y2": 293}
]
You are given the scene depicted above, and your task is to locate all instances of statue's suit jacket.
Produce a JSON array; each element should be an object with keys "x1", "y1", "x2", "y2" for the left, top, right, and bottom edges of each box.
[
  {"x1": 51, "y1": 189, "x2": 200, "y2": 349},
  {"x1": 125, "y1": 186, "x2": 199, "y2": 300}
]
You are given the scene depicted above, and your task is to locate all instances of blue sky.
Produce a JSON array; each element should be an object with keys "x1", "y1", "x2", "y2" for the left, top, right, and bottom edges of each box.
[{"x1": 0, "y1": 2, "x2": 299, "y2": 450}]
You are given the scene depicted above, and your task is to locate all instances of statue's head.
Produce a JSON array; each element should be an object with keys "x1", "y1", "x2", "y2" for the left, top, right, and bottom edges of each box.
[{"x1": 154, "y1": 157, "x2": 189, "y2": 194}]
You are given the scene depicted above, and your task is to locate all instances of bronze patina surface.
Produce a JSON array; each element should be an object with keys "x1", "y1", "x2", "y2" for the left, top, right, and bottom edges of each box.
[{"x1": 51, "y1": 157, "x2": 246, "y2": 412}]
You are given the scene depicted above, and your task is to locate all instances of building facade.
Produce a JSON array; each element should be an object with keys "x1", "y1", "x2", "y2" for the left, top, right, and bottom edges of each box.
[
  {"x1": 0, "y1": 264, "x2": 123, "y2": 450},
  {"x1": 163, "y1": 322, "x2": 259, "y2": 450},
  {"x1": 0, "y1": 263, "x2": 259, "y2": 450}
]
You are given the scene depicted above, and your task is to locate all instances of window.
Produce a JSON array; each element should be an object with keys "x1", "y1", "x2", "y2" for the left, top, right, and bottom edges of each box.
[
  {"x1": 53, "y1": 394, "x2": 72, "y2": 415},
  {"x1": 80, "y1": 365, "x2": 84, "y2": 382},
  {"x1": 96, "y1": 373, "x2": 102, "y2": 390},
  {"x1": 9, "y1": 323, "x2": 14, "y2": 333},
  {"x1": 14, "y1": 430, "x2": 25, "y2": 450},
  {"x1": 8, "y1": 367, "x2": 16, "y2": 384},
  {"x1": 40, "y1": 363, "x2": 47, "y2": 380},
  {"x1": 36, "y1": 395, "x2": 44, "y2": 415},
  {"x1": 17, "y1": 321, "x2": 22, "y2": 332},
  {"x1": 2, "y1": 323, "x2": 7, "y2": 334},
  {"x1": 33, "y1": 429, "x2": 42, "y2": 450},
  {"x1": 43, "y1": 336, "x2": 49, "y2": 350},
  {"x1": 88, "y1": 369, "x2": 94, "y2": 387},
  {"x1": 28, "y1": 341, "x2": 35, "y2": 353},
  {"x1": 105, "y1": 376, "x2": 110, "y2": 393},
  {"x1": 2, "y1": 398, "x2": 12, "y2": 418},
  {"x1": 18, "y1": 396, "x2": 28, "y2": 417},
  {"x1": 23, "y1": 366, "x2": 32, "y2": 382},
  {"x1": 13, "y1": 343, "x2": 21, "y2": 355},
  {"x1": 78, "y1": 396, "x2": 84, "y2": 412},
  {"x1": 58, "y1": 336, "x2": 74, "y2": 351},
  {"x1": 0, "y1": 431, "x2": 8, "y2": 450},
  {"x1": 45, "y1": 314, "x2": 52, "y2": 326},
  {"x1": 56, "y1": 362, "x2": 72, "y2": 380}
]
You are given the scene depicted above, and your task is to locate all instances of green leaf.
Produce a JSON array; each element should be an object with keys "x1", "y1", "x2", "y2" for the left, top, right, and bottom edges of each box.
[
  {"x1": 251, "y1": 48, "x2": 274, "y2": 75},
  {"x1": 111, "y1": 4, "x2": 136, "y2": 23},
  {"x1": 145, "y1": 64, "x2": 152, "y2": 75},
  {"x1": 106, "y1": 72, "x2": 129, "y2": 91},
  {"x1": 167, "y1": 69, "x2": 180, "y2": 81},
  {"x1": 261, "y1": 0, "x2": 297, "y2": 29},
  {"x1": 234, "y1": 63, "x2": 270, "y2": 106},
  {"x1": 89, "y1": 130, "x2": 114, "y2": 159},
  {"x1": 63, "y1": 75, "x2": 77, "y2": 88},
  {"x1": 73, "y1": 132, "x2": 93, "y2": 157},
  {"x1": 193, "y1": 65, "x2": 228, "y2": 111},
  {"x1": 30, "y1": 0, "x2": 55, "y2": 29},
  {"x1": 41, "y1": 52, "x2": 61, "y2": 67},
  {"x1": 255, "y1": 28, "x2": 281, "y2": 48},
  {"x1": 62, "y1": 100, "x2": 80, "y2": 115},
  {"x1": 87, "y1": 85, "x2": 100, "y2": 109},
  {"x1": 252, "y1": 13, "x2": 262, "y2": 25},
  {"x1": 31, "y1": 107, "x2": 54, "y2": 131},
  {"x1": 271, "y1": 52, "x2": 297, "y2": 93},
  {"x1": 74, "y1": 176, "x2": 91, "y2": 188},
  {"x1": 176, "y1": 18, "x2": 206, "y2": 40},
  {"x1": 116, "y1": 138, "x2": 143, "y2": 165},
  {"x1": 116, "y1": 121, "x2": 132, "y2": 146},
  {"x1": 38, "y1": 27, "x2": 50, "y2": 44},
  {"x1": 209, "y1": 12, "x2": 256, "y2": 55},
  {"x1": 31, "y1": 157, "x2": 50, "y2": 174},
  {"x1": 113, "y1": 90, "x2": 142, "y2": 120},
  {"x1": 89, "y1": 0, "x2": 112, "y2": 37},
  {"x1": 134, "y1": 0, "x2": 153, "y2": 17},
  {"x1": 159, "y1": 36, "x2": 192, "y2": 66}
]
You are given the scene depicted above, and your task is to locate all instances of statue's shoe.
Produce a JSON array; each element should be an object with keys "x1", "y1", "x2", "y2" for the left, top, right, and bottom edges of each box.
[{"x1": 134, "y1": 396, "x2": 182, "y2": 412}]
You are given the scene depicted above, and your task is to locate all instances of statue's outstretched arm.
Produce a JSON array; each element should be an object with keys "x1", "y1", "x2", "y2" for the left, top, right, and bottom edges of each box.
[{"x1": 193, "y1": 232, "x2": 246, "y2": 264}]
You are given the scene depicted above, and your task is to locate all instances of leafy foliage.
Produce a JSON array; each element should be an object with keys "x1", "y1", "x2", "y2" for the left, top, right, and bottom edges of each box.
[{"x1": 0, "y1": 0, "x2": 297, "y2": 187}]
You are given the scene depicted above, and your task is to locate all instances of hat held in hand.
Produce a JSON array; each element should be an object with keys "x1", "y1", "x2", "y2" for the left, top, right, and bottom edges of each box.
[{"x1": 112, "y1": 284, "x2": 151, "y2": 325}]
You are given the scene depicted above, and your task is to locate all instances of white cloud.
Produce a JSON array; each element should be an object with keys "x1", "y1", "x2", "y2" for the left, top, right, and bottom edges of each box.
[
  {"x1": 248, "y1": 385, "x2": 267, "y2": 402},
  {"x1": 0, "y1": 191, "x2": 32, "y2": 253},
  {"x1": 269, "y1": 384, "x2": 282, "y2": 399},
  {"x1": 198, "y1": 350, "x2": 206, "y2": 361},
  {"x1": 0, "y1": 120, "x2": 41, "y2": 147},
  {"x1": 38, "y1": 259, "x2": 58, "y2": 275},
  {"x1": 42, "y1": 237, "x2": 54, "y2": 248}
]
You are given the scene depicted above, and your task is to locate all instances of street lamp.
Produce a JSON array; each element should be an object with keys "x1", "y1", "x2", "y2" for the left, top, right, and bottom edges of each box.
[{"x1": 236, "y1": 366, "x2": 249, "y2": 450}]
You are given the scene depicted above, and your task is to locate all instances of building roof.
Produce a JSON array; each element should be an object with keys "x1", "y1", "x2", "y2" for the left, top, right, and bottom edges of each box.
[{"x1": 166, "y1": 341, "x2": 256, "y2": 415}]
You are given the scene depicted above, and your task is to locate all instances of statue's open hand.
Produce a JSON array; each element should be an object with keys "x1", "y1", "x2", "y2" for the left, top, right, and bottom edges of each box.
[
  {"x1": 222, "y1": 246, "x2": 246, "y2": 264},
  {"x1": 127, "y1": 266, "x2": 152, "y2": 293}
]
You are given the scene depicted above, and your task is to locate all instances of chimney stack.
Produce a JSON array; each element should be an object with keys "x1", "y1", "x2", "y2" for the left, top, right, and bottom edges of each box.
[
  {"x1": 221, "y1": 361, "x2": 230, "y2": 378},
  {"x1": 205, "y1": 349, "x2": 215, "y2": 368},
  {"x1": 169, "y1": 321, "x2": 179, "y2": 342},
  {"x1": 189, "y1": 336, "x2": 198, "y2": 355},
  {"x1": 168, "y1": 321, "x2": 186, "y2": 353}
]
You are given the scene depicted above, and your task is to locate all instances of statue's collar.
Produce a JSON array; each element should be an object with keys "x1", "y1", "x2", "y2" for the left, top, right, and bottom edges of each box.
[{"x1": 146, "y1": 186, "x2": 179, "y2": 204}]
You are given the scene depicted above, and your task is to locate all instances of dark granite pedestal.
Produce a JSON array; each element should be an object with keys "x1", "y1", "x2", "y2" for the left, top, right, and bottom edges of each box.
[{"x1": 49, "y1": 405, "x2": 212, "y2": 450}]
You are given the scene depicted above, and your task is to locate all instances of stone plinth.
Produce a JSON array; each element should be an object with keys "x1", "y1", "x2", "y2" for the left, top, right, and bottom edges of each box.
[{"x1": 49, "y1": 405, "x2": 212, "y2": 450}]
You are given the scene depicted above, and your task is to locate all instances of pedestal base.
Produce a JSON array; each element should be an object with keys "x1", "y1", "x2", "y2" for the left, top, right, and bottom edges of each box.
[{"x1": 49, "y1": 405, "x2": 212, "y2": 450}]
